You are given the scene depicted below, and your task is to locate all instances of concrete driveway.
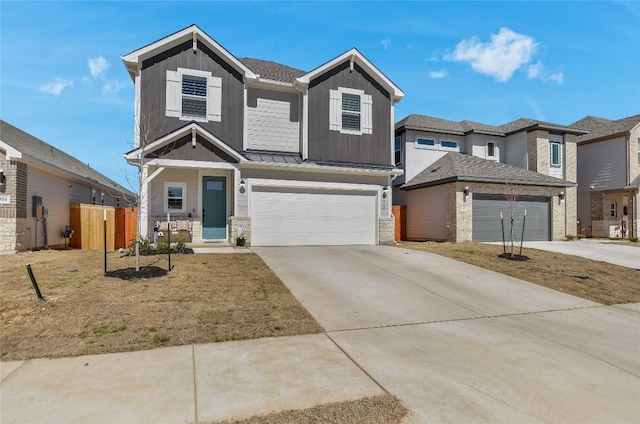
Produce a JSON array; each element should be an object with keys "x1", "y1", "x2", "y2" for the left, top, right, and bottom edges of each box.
[
  {"x1": 255, "y1": 245, "x2": 640, "y2": 423},
  {"x1": 521, "y1": 239, "x2": 639, "y2": 269}
]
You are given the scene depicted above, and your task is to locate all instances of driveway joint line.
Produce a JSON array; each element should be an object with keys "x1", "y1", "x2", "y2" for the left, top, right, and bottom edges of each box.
[
  {"x1": 323, "y1": 332, "x2": 391, "y2": 396},
  {"x1": 326, "y1": 305, "x2": 607, "y2": 334}
]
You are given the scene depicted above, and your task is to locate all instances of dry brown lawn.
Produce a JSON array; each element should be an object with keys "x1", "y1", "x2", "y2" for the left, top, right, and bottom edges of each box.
[
  {"x1": 0, "y1": 249, "x2": 322, "y2": 361},
  {"x1": 398, "y1": 241, "x2": 640, "y2": 305}
]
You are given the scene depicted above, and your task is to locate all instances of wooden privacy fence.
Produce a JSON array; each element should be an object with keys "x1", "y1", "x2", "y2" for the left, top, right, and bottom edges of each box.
[
  {"x1": 392, "y1": 205, "x2": 406, "y2": 242},
  {"x1": 70, "y1": 204, "x2": 137, "y2": 250}
]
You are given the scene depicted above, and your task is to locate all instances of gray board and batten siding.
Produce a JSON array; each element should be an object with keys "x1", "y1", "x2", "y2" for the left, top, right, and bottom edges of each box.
[
  {"x1": 145, "y1": 133, "x2": 239, "y2": 163},
  {"x1": 308, "y1": 61, "x2": 392, "y2": 166},
  {"x1": 140, "y1": 40, "x2": 245, "y2": 151}
]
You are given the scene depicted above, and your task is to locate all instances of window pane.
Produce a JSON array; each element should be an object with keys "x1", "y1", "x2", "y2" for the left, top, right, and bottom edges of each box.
[
  {"x1": 488, "y1": 142, "x2": 495, "y2": 157},
  {"x1": 182, "y1": 76, "x2": 207, "y2": 97},
  {"x1": 168, "y1": 198, "x2": 183, "y2": 209},
  {"x1": 441, "y1": 140, "x2": 457, "y2": 149},
  {"x1": 168, "y1": 187, "x2": 182, "y2": 198},
  {"x1": 182, "y1": 98, "x2": 206, "y2": 118},
  {"x1": 551, "y1": 143, "x2": 560, "y2": 165},
  {"x1": 395, "y1": 137, "x2": 402, "y2": 150},
  {"x1": 206, "y1": 181, "x2": 223, "y2": 191},
  {"x1": 342, "y1": 93, "x2": 360, "y2": 112},
  {"x1": 417, "y1": 138, "x2": 435, "y2": 146},
  {"x1": 342, "y1": 113, "x2": 360, "y2": 131}
]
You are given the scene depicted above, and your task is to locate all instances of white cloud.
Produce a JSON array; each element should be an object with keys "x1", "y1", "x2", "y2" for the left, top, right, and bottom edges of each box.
[
  {"x1": 381, "y1": 37, "x2": 391, "y2": 49},
  {"x1": 40, "y1": 77, "x2": 73, "y2": 95},
  {"x1": 428, "y1": 70, "x2": 448, "y2": 79},
  {"x1": 445, "y1": 27, "x2": 537, "y2": 82},
  {"x1": 549, "y1": 72, "x2": 564, "y2": 84},
  {"x1": 89, "y1": 56, "x2": 109, "y2": 77},
  {"x1": 527, "y1": 60, "x2": 543, "y2": 79},
  {"x1": 102, "y1": 80, "x2": 127, "y2": 95}
]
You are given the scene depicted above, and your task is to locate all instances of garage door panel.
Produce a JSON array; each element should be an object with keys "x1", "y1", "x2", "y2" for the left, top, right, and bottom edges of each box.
[
  {"x1": 251, "y1": 188, "x2": 376, "y2": 246},
  {"x1": 473, "y1": 195, "x2": 550, "y2": 242}
]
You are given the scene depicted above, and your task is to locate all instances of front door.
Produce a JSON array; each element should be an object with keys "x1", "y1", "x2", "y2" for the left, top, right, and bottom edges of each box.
[{"x1": 202, "y1": 176, "x2": 227, "y2": 239}]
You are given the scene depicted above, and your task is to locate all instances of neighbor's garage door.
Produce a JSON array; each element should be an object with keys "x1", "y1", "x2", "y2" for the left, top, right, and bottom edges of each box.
[
  {"x1": 473, "y1": 194, "x2": 550, "y2": 242},
  {"x1": 251, "y1": 187, "x2": 377, "y2": 246}
]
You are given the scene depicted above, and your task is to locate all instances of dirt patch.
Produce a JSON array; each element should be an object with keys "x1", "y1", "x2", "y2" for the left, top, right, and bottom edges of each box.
[
  {"x1": 398, "y1": 241, "x2": 640, "y2": 305},
  {"x1": 0, "y1": 249, "x2": 323, "y2": 361},
  {"x1": 210, "y1": 394, "x2": 407, "y2": 424}
]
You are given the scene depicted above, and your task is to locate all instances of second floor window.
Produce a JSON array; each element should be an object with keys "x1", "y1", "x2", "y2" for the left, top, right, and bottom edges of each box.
[
  {"x1": 166, "y1": 68, "x2": 222, "y2": 122},
  {"x1": 550, "y1": 142, "x2": 561, "y2": 167},
  {"x1": 487, "y1": 142, "x2": 495, "y2": 157},
  {"x1": 329, "y1": 87, "x2": 372, "y2": 135},
  {"x1": 182, "y1": 75, "x2": 207, "y2": 118},
  {"x1": 395, "y1": 136, "x2": 402, "y2": 165}
]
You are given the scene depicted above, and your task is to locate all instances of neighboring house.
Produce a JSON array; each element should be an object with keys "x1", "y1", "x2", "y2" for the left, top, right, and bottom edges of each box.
[
  {"x1": 121, "y1": 25, "x2": 403, "y2": 246},
  {"x1": 394, "y1": 115, "x2": 587, "y2": 242},
  {"x1": 0, "y1": 121, "x2": 134, "y2": 252},
  {"x1": 571, "y1": 114, "x2": 640, "y2": 238}
]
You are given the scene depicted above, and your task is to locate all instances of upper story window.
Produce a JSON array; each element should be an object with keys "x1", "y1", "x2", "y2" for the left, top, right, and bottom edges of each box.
[
  {"x1": 440, "y1": 140, "x2": 458, "y2": 150},
  {"x1": 395, "y1": 136, "x2": 402, "y2": 165},
  {"x1": 166, "y1": 68, "x2": 222, "y2": 122},
  {"x1": 637, "y1": 138, "x2": 639, "y2": 164},
  {"x1": 182, "y1": 75, "x2": 207, "y2": 118},
  {"x1": 416, "y1": 138, "x2": 435, "y2": 149},
  {"x1": 164, "y1": 182, "x2": 187, "y2": 214},
  {"x1": 487, "y1": 142, "x2": 496, "y2": 157},
  {"x1": 550, "y1": 142, "x2": 561, "y2": 167},
  {"x1": 610, "y1": 202, "x2": 617, "y2": 218},
  {"x1": 329, "y1": 87, "x2": 372, "y2": 135}
]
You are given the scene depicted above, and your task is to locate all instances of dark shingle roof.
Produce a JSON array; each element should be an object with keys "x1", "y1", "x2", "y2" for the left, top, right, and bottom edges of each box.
[
  {"x1": 569, "y1": 115, "x2": 612, "y2": 131},
  {"x1": 239, "y1": 58, "x2": 306, "y2": 83},
  {"x1": 573, "y1": 114, "x2": 640, "y2": 142},
  {"x1": 396, "y1": 114, "x2": 585, "y2": 137},
  {"x1": 402, "y1": 152, "x2": 575, "y2": 190},
  {"x1": 395, "y1": 114, "x2": 465, "y2": 135},
  {"x1": 0, "y1": 120, "x2": 134, "y2": 198}
]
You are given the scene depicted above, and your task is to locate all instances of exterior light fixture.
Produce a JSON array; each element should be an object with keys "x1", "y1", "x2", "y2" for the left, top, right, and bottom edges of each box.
[
  {"x1": 239, "y1": 179, "x2": 246, "y2": 194},
  {"x1": 559, "y1": 192, "x2": 565, "y2": 201}
]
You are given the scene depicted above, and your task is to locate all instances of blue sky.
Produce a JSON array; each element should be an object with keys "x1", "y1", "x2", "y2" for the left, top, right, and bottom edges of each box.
[{"x1": 1, "y1": 1, "x2": 638, "y2": 189}]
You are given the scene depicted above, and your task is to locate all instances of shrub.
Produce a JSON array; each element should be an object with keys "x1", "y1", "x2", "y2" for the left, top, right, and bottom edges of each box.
[
  {"x1": 629, "y1": 236, "x2": 639, "y2": 243},
  {"x1": 576, "y1": 233, "x2": 586, "y2": 240},
  {"x1": 565, "y1": 234, "x2": 576, "y2": 241}
]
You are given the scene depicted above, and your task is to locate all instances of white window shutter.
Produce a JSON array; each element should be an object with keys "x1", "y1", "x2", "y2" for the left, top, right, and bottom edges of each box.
[
  {"x1": 207, "y1": 76, "x2": 222, "y2": 122},
  {"x1": 329, "y1": 89, "x2": 341, "y2": 131},
  {"x1": 165, "y1": 70, "x2": 181, "y2": 117},
  {"x1": 361, "y1": 94, "x2": 373, "y2": 134}
]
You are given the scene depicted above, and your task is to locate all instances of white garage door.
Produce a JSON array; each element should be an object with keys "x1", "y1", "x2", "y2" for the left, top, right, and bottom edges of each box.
[{"x1": 251, "y1": 187, "x2": 377, "y2": 246}]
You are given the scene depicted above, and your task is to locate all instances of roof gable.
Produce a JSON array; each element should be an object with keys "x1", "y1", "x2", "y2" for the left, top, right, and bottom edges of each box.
[
  {"x1": 296, "y1": 48, "x2": 404, "y2": 101},
  {"x1": 0, "y1": 120, "x2": 134, "y2": 197},
  {"x1": 121, "y1": 24, "x2": 256, "y2": 81}
]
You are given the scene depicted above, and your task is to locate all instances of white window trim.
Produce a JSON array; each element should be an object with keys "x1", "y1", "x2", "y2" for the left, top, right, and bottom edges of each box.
[
  {"x1": 550, "y1": 141, "x2": 562, "y2": 167},
  {"x1": 394, "y1": 136, "x2": 402, "y2": 165},
  {"x1": 164, "y1": 181, "x2": 187, "y2": 214},
  {"x1": 329, "y1": 87, "x2": 372, "y2": 135},
  {"x1": 166, "y1": 68, "x2": 222, "y2": 123},
  {"x1": 415, "y1": 137, "x2": 436, "y2": 150}
]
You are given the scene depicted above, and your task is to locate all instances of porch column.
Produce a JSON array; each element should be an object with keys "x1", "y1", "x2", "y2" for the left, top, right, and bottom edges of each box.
[{"x1": 139, "y1": 164, "x2": 149, "y2": 238}]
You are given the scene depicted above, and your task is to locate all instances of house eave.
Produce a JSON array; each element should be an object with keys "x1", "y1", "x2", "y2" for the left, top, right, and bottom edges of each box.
[
  {"x1": 121, "y1": 24, "x2": 257, "y2": 81},
  {"x1": 243, "y1": 160, "x2": 403, "y2": 177},
  {"x1": 402, "y1": 176, "x2": 576, "y2": 191}
]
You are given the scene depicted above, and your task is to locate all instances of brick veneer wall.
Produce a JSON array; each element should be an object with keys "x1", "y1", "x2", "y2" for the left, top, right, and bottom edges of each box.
[{"x1": 0, "y1": 151, "x2": 28, "y2": 251}]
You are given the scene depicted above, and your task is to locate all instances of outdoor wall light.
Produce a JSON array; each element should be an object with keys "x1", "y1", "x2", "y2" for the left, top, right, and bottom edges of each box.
[
  {"x1": 0, "y1": 171, "x2": 5, "y2": 184},
  {"x1": 239, "y1": 179, "x2": 246, "y2": 194},
  {"x1": 463, "y1": 186, "x2": 470, "y2": 196},
  {"x1": 559, "y1": 192, "x2": 565, "y2": 201},
  {"x1": 382, "y1": 186, "x2": 388, "y2": 199}
]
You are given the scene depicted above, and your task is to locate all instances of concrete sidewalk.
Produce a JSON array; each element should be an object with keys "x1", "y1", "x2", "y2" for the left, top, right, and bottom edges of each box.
[
  {"x1": 499, "y1": 239, "x2": 640, "y2": 268},
  {"x1": 0, "y1": 334, "x2": 383, "y2": 424}
]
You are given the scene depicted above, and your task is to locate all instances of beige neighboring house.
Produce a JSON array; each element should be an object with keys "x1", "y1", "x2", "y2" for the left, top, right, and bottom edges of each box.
[
  {"x1": 572, "y1": 114, "x2": 640, "y2": 238},
  {"x1": 394, "y1": 115, "x2": 587, "y2": 242},
  {"x1": 0, "y1": 121, "x2": 134, "y2": 252}
]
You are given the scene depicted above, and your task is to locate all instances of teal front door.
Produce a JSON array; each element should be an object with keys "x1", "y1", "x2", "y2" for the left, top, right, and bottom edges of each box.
[{"x1": 202, "y1": 176, "x2": 227, "y2": 239}]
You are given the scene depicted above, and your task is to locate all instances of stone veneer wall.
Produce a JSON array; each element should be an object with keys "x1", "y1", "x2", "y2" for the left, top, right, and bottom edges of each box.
[
  {"x1": 228, "y1": 216, "x2": 251, "y2": 246},
  {"x1": 378, "y1": 217, "x2": 395, "y2": 245},
  {"x1": 0, "y1": 150, "x2": 28, "y2": 251},
  {"x1": 527, "y1": 130, "x2": 550, "y2": 174}
]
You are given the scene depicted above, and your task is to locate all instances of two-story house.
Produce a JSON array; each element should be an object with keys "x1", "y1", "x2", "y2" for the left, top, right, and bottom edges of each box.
[
  {"x1": 394, "y1": 114, "x2": 586, "y2": 242},
  {"x1": 122, "y1": 25, "x2": 403, "y2": 246},
  {"x1": 572, "y1": 114, "x2": 640, "y2": 238}
]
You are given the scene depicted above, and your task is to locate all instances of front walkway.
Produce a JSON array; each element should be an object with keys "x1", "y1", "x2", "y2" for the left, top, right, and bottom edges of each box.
[{"x1": 515, "y1": 239, "x2": 639, "y2": 268}]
